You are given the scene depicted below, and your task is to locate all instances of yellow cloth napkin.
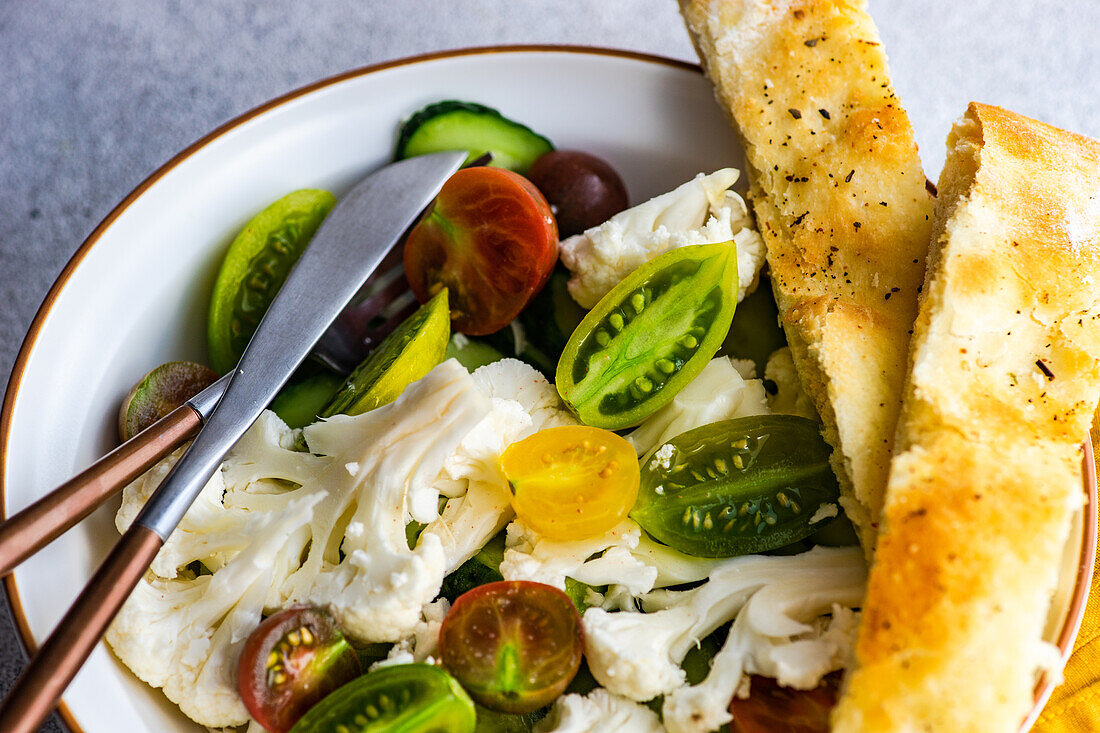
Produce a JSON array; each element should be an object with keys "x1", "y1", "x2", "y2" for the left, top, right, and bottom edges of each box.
[
  {"x1": 1034, "y1": 545, "x2": 1100, "y2": 731},
  {"x1": 1032, "y1": 427, "x2": 1100, "y2": 732}
]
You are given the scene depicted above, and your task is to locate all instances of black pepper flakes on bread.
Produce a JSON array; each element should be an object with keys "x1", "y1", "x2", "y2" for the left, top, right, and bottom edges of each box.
[
  {"x1": 833, "y1": 103, "x2": 1100, "y2": 733},
  {"x1": 678, "y1": 0, "x2": 935, "y2": 555}
]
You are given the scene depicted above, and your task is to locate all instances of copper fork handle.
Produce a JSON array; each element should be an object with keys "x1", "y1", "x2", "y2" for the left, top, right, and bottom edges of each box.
[
  {"x1": 0, "y1": 524, "x2": 163, "y2": 733},
  {"x1": 0, "y1": 405, "x2": 200, "y2": 577}
]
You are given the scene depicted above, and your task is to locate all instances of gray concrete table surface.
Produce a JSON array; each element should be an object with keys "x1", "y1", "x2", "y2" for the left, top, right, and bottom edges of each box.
[{"x1": 0, "y1": 1, "x2": 1097, "y2": 731}]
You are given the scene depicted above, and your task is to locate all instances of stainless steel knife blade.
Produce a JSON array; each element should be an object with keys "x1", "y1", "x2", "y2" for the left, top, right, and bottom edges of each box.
[{"x1": 135, "y1": 150, "x2": 466, "y2": 539}]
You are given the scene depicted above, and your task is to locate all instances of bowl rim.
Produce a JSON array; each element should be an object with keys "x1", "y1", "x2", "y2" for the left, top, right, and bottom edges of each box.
[
  {"x1": 0, "y1": 43, "x2": 701, "y2": 733},
  {"x1": 1, "y1": 43, "x2": 1094, "y2": 733}
]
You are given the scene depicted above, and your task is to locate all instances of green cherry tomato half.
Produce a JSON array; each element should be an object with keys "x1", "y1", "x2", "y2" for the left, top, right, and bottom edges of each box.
[
  {"x1": 237, "y1": 606, "x2": 361, "y2": 733},
  {"x1": 117, "y1": 361, "x2": 217, "y2": 442},
  {"x1": 440, "y1": 581, "x2": 583, "y2": 714},
  {"x1": 288, "y1": 664, "x2": 476, "y2": 733},
  {"x1": 319, "y1": 288, "x2": 450, "y2": 418},
  {"x1": 729, "y1": 673, "x2": 840, "y2": 733},
  {"x1": 403, "y1": 167, "x2": 558, "y2": 336},
  {"x1": 207, "y1": 189, "x2": 336, "y2": 374},
  {"x1": 556, "y1": 242, "x2": 738, "y2": 430},
  {"x1": 630, "y1": 415, "x2": 840, "y2": 557}
]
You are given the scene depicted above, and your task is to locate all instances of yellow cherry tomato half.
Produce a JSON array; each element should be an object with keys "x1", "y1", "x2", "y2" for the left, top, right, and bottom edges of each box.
[{"x1": 499, "y1": 426, "x2": 640, "y2": 541}]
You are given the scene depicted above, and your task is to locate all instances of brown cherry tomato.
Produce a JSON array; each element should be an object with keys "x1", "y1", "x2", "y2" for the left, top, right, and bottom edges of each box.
[
  {"x1": 527, "y1": 150, "x2": 628, "y2": 237},
  {"x1": 439, "y1": 580, "x2": 583, "y2": 714},
  {"x1": 729, "y1": 673, "x2": 841, "y2": 733},
  {"x1": 237, "y1": 606, "x2": 361, "y2": 733},
  {"x1": 403, "y1": 167, "x2": 558, "y2": 336}
]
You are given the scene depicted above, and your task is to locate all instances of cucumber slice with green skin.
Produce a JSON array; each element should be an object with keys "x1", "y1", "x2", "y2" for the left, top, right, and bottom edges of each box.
[
  {"x1": 320, "y1": 289, "x2": 450, "y2": 417},
  {"x1": 269, "y1": 369, "x2": 343, "y2": 429},
  {"x1": 631, "y1": 415, "x2": 840, "y2": 558},
  {"x1": 207, "y1": 189, "x2": 336, "y2": 375},
  {"x1": 288, "y1": 663, "x2": 475, "y2": 733},
  {"x1": 556, "y1": 242, "x2": 738, "y2": 430},
  {"x1": 396, "y1": 100, "x2": 554, "y2": 174},
  {"x1": 445, "y1": 334, "x2": 506, "y2": 372}
]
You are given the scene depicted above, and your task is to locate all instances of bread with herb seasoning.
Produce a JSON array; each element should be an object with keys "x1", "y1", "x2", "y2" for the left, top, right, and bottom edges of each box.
[
  {"x1": 832, "y1": 103, "x2": 1100, "y2": 732},
  {"x1": 678, "y1": 0, "x2": 934, "y2": 554}
]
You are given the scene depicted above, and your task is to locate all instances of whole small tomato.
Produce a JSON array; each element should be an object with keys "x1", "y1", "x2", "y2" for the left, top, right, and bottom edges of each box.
[
  {"x1": 527, "y1": 150, "x2": 628, "y2": 237},
  {"x1": 403, "y1": 167, "x2": 558, "y2": 336},
  {"x1": 236, "y1": 606, "x2": 361, "y2": 733}
]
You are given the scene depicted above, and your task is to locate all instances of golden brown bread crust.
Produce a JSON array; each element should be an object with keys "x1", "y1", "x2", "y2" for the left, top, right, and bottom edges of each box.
[
  {"x1": 832, "y1": 104, "x2": 1100, "y2": 732},
  {"x1": 678, "y1": 0, "x2": 934, "y2": 553}
]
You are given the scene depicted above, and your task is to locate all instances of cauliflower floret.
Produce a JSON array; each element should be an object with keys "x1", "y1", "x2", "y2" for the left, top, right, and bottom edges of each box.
[
  {"x1": 535, "y1": 689, "x2": 664, "y2": 733},
  {"x1": 116, "y1": 411, "x2": 328, "y2": 579},
  {"x1": 729, "y1": 358, "x2": 757, "y2": 380},
  {"x1": 110, "y1": 358, "x2": 584, "y2": 729},
  {"x1": 371, "y1": 598, "x2": 451, "y2": 670},
  {"x1": 662, "y1": 552, "x2": 865, "y2": 733},
  {"x1": 106, "y1": 493, "x2": 323, "y2": 727},
  {"x1": 764, "y1": 347, "x2": 818, "y2": 420},
  {"x1": 421, "y1": 359, "x2": 578, "y2": 573},
  {"x1": 471, "y1": 358, "x2": 578, "y2": 430},
  {"x1": 629, "y1": 531, "x2": 723, "y2": 589},
  {"x1": 560, "y1": 169, "x2": 765, "y2": 309},
  {"x1": 282, "y1": 361, "x2": 491, "y2": 642},
  {"x1": 108, "y1": 361, "x2": 493, "y2": 727},
  {"x1": 627, "y1": 357, "x2": 769, "y2": 459},
  {"x1": 582, "y1": 546, "x2": 866, "y2": 704},
  {"x1": 500, "y1": 520, "x2": 658, "y2": 603}
]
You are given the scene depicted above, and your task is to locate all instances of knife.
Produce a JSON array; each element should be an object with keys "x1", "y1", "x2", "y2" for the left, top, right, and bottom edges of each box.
[
  {"x1": 0, "y1": 149, "x2": 467, "y2": 733},
  {"x1": 0, "y1": 152, "x2": 491, "y2": 580}
]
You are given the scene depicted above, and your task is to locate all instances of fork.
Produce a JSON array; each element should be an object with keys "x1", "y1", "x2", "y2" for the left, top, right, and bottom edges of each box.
[{"x1": 0, "y1": 175, "x2": 439, "y2": 578}]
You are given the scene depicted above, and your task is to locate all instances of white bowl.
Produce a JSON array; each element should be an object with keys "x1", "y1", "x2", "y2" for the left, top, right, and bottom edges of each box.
[{"x1": 1, "y1": 46, "x2": 1092, "y2": 733}]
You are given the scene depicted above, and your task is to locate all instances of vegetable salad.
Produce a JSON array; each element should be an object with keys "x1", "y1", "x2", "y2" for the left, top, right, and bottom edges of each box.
[{"x1": 108, "y1": 101, "x2": 866, "y2": 733}]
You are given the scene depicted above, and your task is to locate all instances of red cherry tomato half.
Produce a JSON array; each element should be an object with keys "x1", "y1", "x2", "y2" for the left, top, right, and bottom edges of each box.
[
  {"x1": 403, "y1": 167, "x2": 558, "y2": 336},
  {"x1": 439, "y1": 580, "x2": 583, "y2": 714},
  {"x1": 729, "y1": 673, "x2": 841, "y2": 733},
  {"x1": 237, "y1": 606, "x2": 361, "y2": 733}
]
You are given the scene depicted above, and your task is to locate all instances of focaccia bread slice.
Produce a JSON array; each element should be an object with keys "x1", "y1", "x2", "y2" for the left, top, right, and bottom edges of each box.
[
  {"x1": 832, "y1": 104, "x2": 1100, "y2": 732},
  {"x1": 679, "y1": 0, "x2": 934, "y2": 553}
]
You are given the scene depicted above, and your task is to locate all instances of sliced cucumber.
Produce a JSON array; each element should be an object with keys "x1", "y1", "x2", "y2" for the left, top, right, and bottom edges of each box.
[
  {"x1": 446, "y1": 333, "x2": 505, "y2": 372},
  {"x1": 269, "y1": 369, "x2": 343, "y2": 429},
  {"x1": 396, "y1": 100, "x2": 553, "y2": 174}
]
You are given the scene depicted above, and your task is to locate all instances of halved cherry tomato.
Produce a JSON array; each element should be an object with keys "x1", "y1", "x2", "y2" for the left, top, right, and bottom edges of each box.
[
  {"x1": 237, "y1": 606, "x2": 361, "y2": 733},
  {"x1": 499, "y1": 426, "x2": 639, "y2": 541},
  {"x1": 403, "y1": 167, "x2": 558, "y2": 336},
  {"x1": 729, "y1": 674, "x2": 841, "y2": 733},
  {"x1": 439, "y1": 581, "x2": 583, "y2": 714}
]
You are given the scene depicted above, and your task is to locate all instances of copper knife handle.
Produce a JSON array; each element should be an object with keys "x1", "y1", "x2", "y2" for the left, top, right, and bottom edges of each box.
[
  {"x1": 0, "y1": 405, "x2": 200, "y2": 577},
  {"x1": 0, "y1": 524, "x2": 163, "y2": 733}
]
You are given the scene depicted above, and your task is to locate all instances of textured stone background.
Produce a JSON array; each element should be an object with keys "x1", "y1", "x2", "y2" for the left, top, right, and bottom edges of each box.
[{"x1": 1, "y1": 1, "x2": 1097, "y2": 730}]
